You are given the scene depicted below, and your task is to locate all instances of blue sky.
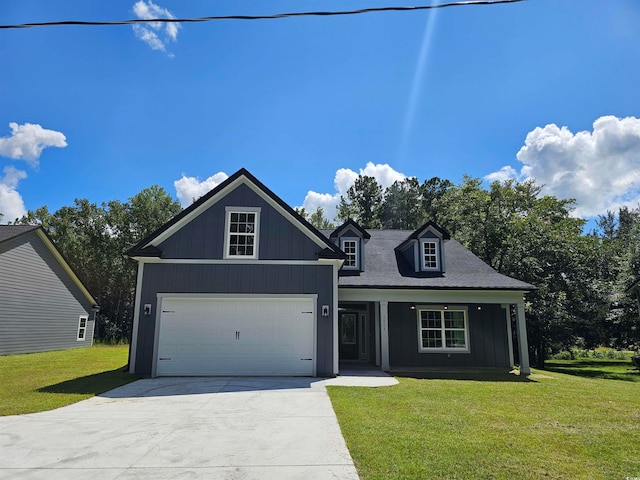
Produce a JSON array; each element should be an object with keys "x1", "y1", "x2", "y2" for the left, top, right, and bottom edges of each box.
[{"x1": 1, "y1": 0, "x2": 639, "y2": 225}]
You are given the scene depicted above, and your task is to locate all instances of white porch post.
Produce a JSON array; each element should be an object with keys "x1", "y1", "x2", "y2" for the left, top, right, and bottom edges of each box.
[
  {"x1": 380, "y1": 300, "x2": 390, "y2": 371},
  {"x1": 374, "y1": 301, "x2": 381, "y2": 366},
  {"x1": 502, "y1": 304, "x2": 514, "y2": 368},
  {"x1": 516, "y1": 300, "x2": 531, "y2": 375}
]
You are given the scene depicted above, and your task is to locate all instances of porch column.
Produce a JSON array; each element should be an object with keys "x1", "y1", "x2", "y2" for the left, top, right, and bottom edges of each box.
[
  {"x1": 380, "y1": 300, "x2": 390, "y2": 371},
  {"x1": 502, "y1": 304, "x2": 514, "y2": 368},
  {"x1": 374, "y1": 301, "x2": 381, "y2": 366},
  {"x1": 516, "y1": 300, "x2": 531, "y2": 375}
]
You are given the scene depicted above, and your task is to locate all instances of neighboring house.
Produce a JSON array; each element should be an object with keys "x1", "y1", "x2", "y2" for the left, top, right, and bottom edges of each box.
[
  {"x1": 0, "y1": 225, "x2": 99, "y2": 355},
  {"x1": 127, "y1": 168, "x2": 534, "y2": 377}
]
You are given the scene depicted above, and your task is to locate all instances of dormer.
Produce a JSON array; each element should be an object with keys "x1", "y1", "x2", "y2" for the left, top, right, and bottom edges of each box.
[
  {"x1": 395, "y1": 221, "x2": 450, "y2": 275},
  {"x1": 330, "y1": 219, "x2": 370, "y2": 272}
]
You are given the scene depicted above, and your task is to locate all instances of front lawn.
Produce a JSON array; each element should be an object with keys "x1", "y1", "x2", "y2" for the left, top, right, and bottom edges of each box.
[
  {"x1": 0, "y1": 345, "x2": 138, "y2": 416},
  {"x1": 544, "y1": 357, "x2": 639, "y2": 382},
  {"x1": 328, "y1": 364, "x2": 640, "y2": 479}
]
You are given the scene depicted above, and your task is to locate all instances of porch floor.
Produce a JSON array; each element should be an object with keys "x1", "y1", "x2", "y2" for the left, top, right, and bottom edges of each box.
[{"x1": 328, "y1": 362, "x2": 398, "y2": 387}]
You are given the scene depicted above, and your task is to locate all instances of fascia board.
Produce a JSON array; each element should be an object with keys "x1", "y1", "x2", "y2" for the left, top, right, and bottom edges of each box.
[{"x1": 338, "y1": 287, "x2": 529, "y2": 304}]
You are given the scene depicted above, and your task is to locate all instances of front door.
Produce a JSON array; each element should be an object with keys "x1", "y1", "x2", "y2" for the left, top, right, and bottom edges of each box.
[{"x1": 339, "y1": 312, "x2": 358, "y2": 360}]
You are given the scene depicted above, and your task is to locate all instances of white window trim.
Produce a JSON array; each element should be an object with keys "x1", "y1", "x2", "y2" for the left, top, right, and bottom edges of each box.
[
  {"x1": 416, "y1": 305, "x2": 469, "y2": 353},
  {"x1": 77, "y1": 315, "x2": 88, "y2": 341},
  {"x1": 224, "y1": 206, "x2": 261, "y2": 260},
  {"x1": 340, "y1": 238, "x2": 359, "y2": 270},
  {"x1": 420, "y1": 238, "x2": 440, "y2": 271}
]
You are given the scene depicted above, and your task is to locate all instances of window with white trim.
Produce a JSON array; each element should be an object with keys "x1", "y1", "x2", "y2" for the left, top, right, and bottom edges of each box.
[
  {"x1": 420, "y1": 239, "x2": 440, "y2": 270},
  {"x1": 225, "y1": 208, "x2": 260, "y2": 258},
  {"x1": 417, "y1": 307, "x2": 468, "y2": 352},
  {"x1": 77, "y1": 315, "x2": 88, "y2": 341},
  {"x1": 341, "y1": 239, "x2": 358, "y2": 269}
]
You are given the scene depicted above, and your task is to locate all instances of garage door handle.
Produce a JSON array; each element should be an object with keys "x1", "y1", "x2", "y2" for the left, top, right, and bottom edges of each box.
[
  {"x1": 300, "y1": 358, "x2": 312, "y2": 361},
  {"x1": 159, "y1": 357, "x2": 171, "y2": 361}
]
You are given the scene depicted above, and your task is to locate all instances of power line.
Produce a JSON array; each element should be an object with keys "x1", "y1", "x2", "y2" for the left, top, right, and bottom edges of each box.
[{"x1": 0, "y1": 0, "x2": 525, "y2": 30}]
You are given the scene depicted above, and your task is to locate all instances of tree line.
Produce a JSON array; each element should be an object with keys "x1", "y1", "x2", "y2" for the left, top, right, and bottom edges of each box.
[{"x1": 8, "y1": 175, "x2": 640, "y2": 365}]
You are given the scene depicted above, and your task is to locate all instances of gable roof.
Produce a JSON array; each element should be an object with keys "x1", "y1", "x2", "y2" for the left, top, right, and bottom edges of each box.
[
  {"x1": 320, "y1": 229, "x2": 534, "y2": 291},
  {"x1": 329, "y1": 219, "x2": 371, "y2": 240},
  {"x1": 0, "y1": 225, "x2": 98, "y2": 306},
  {"x1": 0, "y1": 225, "x2": 39, "y2": 243},
  {"x1": 395, "y1": 220, "x2": 451, "y2": 252},
  {"x1": 127, "y1": 168, "x2": 345, "y2": 260}
]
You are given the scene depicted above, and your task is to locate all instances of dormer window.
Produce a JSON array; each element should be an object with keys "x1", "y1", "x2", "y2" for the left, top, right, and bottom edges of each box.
[
  {"x1": 341, "y1": 239, "x2": 359, "y2": 269},
  {"x1": 421, "y1": 239, "x2": 440, "y2": 270},
  {"x1": 225, "y1": 207, "x2": 260, "y2": 259},
  {"x1": 331, "y1": 219, "x2": 369, "y2": 273}
]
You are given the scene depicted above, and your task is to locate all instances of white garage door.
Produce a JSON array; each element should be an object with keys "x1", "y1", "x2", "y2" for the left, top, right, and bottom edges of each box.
[{"x1": 155, "y1": 297, "x2": 315, "y2": 376}]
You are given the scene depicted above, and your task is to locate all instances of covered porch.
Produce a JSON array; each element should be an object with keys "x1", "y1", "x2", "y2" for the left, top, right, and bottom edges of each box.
[{"x1": 337, "y1": 288, "x2": 531, "y2": 375}]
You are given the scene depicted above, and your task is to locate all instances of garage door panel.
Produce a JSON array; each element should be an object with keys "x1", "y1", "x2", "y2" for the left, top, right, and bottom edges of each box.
[{"x1": 156, "y1": 297, "x2": 315, "y2": 376}]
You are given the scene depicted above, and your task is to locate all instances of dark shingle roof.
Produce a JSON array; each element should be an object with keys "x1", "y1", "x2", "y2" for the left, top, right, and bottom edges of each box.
[
  {"x1": 321, "y1": 229, "x2": 534, "y2": 291},
  {"x1": 0, "y1": 225, "x2": 39, "y2": 243}
]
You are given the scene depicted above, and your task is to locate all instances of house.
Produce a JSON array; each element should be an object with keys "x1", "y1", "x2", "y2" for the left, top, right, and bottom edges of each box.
[
  {"x1": 127, "y1": 168, "x2": 534, "y2": 377},
  {"x1": 0, "y1": 225, "x2": 99, "y2": 355}
]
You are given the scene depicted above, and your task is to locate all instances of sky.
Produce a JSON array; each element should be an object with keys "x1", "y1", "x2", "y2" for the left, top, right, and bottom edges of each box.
[{"x1": 1, "y1": 0, "x2": 639, "y2": 227}]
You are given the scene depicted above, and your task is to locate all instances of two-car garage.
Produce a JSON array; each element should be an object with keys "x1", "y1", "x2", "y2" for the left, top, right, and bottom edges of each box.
[{"x1": 154, "y1": 296, "x2": 316, "y2": 377}]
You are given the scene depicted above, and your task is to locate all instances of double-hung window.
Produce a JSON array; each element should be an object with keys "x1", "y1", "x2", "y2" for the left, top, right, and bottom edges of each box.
[
  {"x1": 77, "y1": 316, "x2": 88, "y2": 341},
  {"x1": 341, "y1": 239, "x2": 358, "y2": 269},
  {"x1": 417, "y1": 307, "x2": 468, "y2": 352},
  {"x1": 420, "y1": 239, "x2": 440, "y2": 271},
  {"x1": 225, "y1": 208, "x2": 260, "y2": 259}
]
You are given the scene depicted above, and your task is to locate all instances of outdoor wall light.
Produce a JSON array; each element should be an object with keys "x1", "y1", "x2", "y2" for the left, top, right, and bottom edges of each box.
[
  {"x1": 477, "y1": 305, "x2": 482, "y2": 311},
  {"x1": 443, "y1": 305, "x2": 448, "y2": 310},
  {"x1": 143, "y1": 304, "x2": 152, "y2": 316},
  {"x1": 410, "y1": 304, "x2": 416, "y2": 310}
]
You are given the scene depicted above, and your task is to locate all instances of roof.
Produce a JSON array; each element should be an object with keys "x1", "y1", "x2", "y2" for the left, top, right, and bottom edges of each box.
[
  {"x1": 321, "y1": 229, "x2": 535, "y2": 291},
  {"x1": 128, "y1": 168, "x2": 345, "y2": 260},
  {"x1": 0, "y1": 225, "x2": 39, "y2": 243},
  {"x1": 0, "y1": 225, "x2": 99, "y2": 306},
  {"x1": 330, "y1": 219, "x2": 371, "y2": 240}
]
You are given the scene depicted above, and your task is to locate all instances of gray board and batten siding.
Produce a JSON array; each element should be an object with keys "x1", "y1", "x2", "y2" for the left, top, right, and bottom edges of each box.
[
  {"x1": 132, "y1": 183, "x2": 337, "y2": 376},
  {"x1": 135, "y1": 264, "x2": 335, "y2": 376},
  {"x1": 388, "y1": 303, "x2": 510, "y2": 368},
  {"x1": 0, "y1": 228, "x2": 95, "y2": 355},
  {"x1": 157, "y1": 184, "x2": 320, "y2": 261}
]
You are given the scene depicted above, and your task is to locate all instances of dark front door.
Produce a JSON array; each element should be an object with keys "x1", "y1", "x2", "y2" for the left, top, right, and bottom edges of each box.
[{"x1": 339, "y1": 312, "x2": 358, "y2": 360}]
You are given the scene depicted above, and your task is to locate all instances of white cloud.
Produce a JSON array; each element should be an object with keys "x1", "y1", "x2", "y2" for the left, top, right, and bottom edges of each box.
[
  {"x1": 0, "y1": 122, "x2": 67, "y2": 166},
  {"x1": 174, "y1": 171, "x2": 229, "y2": 207},
  {"x1": 485, "y1": 115, "x2": 640, "y2": 218},
  {"x1": 300, "y1": 162, "x2": 406, "y2": 221},
  {"x1": 0, "y1": 166, "x2": 27, "y2": 223},
  {"x1": 132, "y1": 0, "x2": 180, "y2": 54}
]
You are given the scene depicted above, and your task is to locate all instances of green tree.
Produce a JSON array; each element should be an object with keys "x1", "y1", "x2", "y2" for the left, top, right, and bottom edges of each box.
[
  {"x1": 436, "y1": 176, "x2": 609, "y2": 366},
  {"x1": 379, "y1": 177, "x2": 423, "y2": 229},
  {"x1": 336, "y1": 175, "x2": 383, "y2": 228}
]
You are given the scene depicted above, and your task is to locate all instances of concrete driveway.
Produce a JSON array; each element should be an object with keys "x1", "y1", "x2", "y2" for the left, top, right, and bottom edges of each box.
[{"x1": 0, "y1": 374, "x2": 397, "y2": 479}]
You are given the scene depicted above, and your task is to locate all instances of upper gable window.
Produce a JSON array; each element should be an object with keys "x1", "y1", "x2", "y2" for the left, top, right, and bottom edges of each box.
[
  {"x1": 225, "y1": 207, "x2": 260, "y2": 259},
  {"x1": 420, "y1": 239, "x2": 440, "y2": 271},
  {"x1": 341, "y1": 239, "x2": 358, "y2": 269}
]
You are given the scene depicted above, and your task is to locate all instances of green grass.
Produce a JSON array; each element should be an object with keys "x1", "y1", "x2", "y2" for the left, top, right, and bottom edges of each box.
[
  {"x1": 0, "y1": 345, "x2": 139, "y2": 416},
  {"x1": 328, "y1": 363, "x2": 640, "y2": 480},
  {"x1": 544, "y1": 358, "x2": 640, "y2": 382}
]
